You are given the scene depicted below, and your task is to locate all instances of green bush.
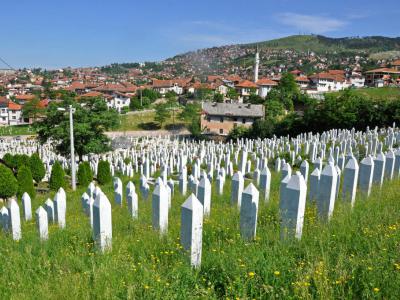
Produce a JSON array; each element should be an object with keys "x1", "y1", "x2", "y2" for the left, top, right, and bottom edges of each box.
[
  {"x1": 15, "y1": 154, "x2": 31, "y2": 170},
  {"x1": 29, "y1": 153, "x2": 45, "y2": 184},
  {"x1": 2, "y1": 153, "x2": 16, "y2": 169},
  {"x1": 0, "y1": 164, "x2": 18, "y2": 199},
  {"x1": 77, "y1": 161, "x2": 93, "y2": 187},
  {"x1": 49, "y1": 161, "x2": 66, "y2": 191},
  {"x1": 97, "y1": 160, "x2": 111, "y2": 185},
  {"x1": 17, "y1": 165, "x2": 36, "y2": 199}
]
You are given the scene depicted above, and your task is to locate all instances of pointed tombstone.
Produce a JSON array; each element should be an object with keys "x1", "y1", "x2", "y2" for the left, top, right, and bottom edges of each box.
[
  {"x1": 359, "y1": 156, "x2": 374, "y2": 197},
  {"x1": 373, "y1": 152, "x2": 386, "y2": 188},
  {"x1": 167, "y1": 179, "x2": 175, "y2": 196},
  {"x1": 281, "y1": 163, "x2": 292, "y2": 181},
  {"x1": 44, "y1": 198, "x2": 54, "y2": 223},
  {"x1": 191, "y1": 177, "x2": 199, "y2": 197},
  {"x1": 1, "y1": 206, "x2": 9, "y2": 232},
  {"x1": 181, "y1": 194, "x2": 203, "y2": 269},
  {"x1": 335, "y1": 165, "x2": 341, "y2": 200},
  {"x1": 87, "y1": 182, "x2": 95, "y2": 198},
  {"x1": 152, "y1": 183, "x2": 169, "y2": 235},
  {"x1": 114, "y1": 177, "x2": 123, "y2": 206},
  {"x1": 35, "y1": 206, "x2": 48, "y2": 241},
  {"x1": 126, "y1": 181, "x2": 135, "y2": 199},
  {"x1": 54, "y1": 188, "x2": 66, "y2": 229},
  {"x1": 7, "y1": 198, "x2": 21, "y2": 240},
  {"x1": 300, "y1": 160, "x2": 309, "y2": 183},
  {"x1": 280, "y1": 172, "x2": 307, "y2": 240},
  {"x1": 342, "y1": 157, "x2": 359, "y2": 206},
  {"x1": 394, "y1": 149, "x2": 400, "y2": 178},
  {"x1": 275, "y1": 157, "x2": 281, "y2": 172},
  {"x1": 127, "y1": 190, "x2": 138, "y2": 220},
  {"x1": 253, "y1": 168, "x2": 260, "y2": 186},
  {"x1": 240, "y1": 183, "x2": 259, "y2": 240},
  {"x1": 216, "y1": 174, "x2": 224, "y2": 195},
  {"x1": 231, "y1": 171, "x2": 244, "y2": 208},
  {"x1": 81, "y1": 192, "x2": 90, "y2": 214},
  {"x1": 384, "y1": 150, "x2": 395, "y2": 180},
  {"x1": 93, "y1": 192, "x2": 112, "y2": 252},
  {"x1": 88, "y1": 197, "x2": 94, "y2": 228},
  {"x1": 316, "y1": 162, "x2": 338, "y2": 221},
  {"x1": 259, "y1": 166, "x2": 271, "y2": 203},
  {"x1": 179, "y1": 170, "x2": 187, "y2": 195},
  {"x1": 21, "y1": 192, "x2": 32, "y2": 221},
  {"x1": 198, "y1": 176, "x2": 211, "y2": 216}
]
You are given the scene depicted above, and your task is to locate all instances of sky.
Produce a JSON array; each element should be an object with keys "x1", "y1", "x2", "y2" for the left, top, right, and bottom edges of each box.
[{"x1": 0, "y1": 0, "x2": 398, "y2": 69}]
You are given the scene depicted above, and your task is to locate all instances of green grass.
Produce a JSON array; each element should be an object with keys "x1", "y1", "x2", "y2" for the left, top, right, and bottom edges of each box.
[
  {"x1": 1, "y1": 169, "x2": 400, "y2": 299},
  {"x1": 329, "y1": 87, "x2": 400, "y2": 101},
  {"x1": 0, "y1": 125, "x2": 36, "y2": 136},
  {"x1": 118, "y1": 110, "x2": 187, "y2": 131}
]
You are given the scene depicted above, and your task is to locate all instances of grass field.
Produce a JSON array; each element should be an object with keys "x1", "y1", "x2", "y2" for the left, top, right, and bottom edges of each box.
[
  {"x1": 0, "y1": 168, "x2": 399, "y2": 299},
  {"x1": 330, "y1": 87, "x2": 400, "y2": 101},
  {"x1": 118, "y1": 110, "x2": 187, "y2": 131},
  {"x1": 0, "y1": 125, "x2": 36, "y2": 136}
]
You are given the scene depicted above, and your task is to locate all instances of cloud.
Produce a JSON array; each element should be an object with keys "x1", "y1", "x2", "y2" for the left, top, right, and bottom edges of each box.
[
  {"x1": 278, "y1": 13, "x2": 347, "y2": 34},
  {"x1": 162, "y1": 20, "x2": 284, "y2": 49}
]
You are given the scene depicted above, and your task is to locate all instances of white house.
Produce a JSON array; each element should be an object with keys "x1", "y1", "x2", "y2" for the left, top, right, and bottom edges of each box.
[
  {"x1": 106, "y1": 92, "x2": 131, "y2": 113},
  {"x1": 309, "y1": 71, "x2": 350, "y2": 92},
  {"x1": 256, "y1": 78, "x2": 278, "y2": 98}
]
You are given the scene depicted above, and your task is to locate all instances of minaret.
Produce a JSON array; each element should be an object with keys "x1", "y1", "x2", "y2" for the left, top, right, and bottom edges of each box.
[{"x1": 254, "y1": 45, "x2": 259, "y2": 83}]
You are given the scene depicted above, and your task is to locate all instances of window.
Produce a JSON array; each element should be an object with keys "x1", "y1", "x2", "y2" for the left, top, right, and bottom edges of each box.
[
  {"x1": 207, "y1": 117, "x2": 211, "y2": 122},
  {"x1": 219, "y1": 129, "x2": 223, "y2": 134},
  {"x1": 12, "y1": 116, "x2": 16, "y2": 120},
  {"x1": 242, "y1": 118, "x2": 246, "y2": 124},
  {"x1": 234, "y1": 117, "x2": 238, "y2": 122},
  {"x1": 220, "y1": 117, "x2": 223, "y2": 123}
]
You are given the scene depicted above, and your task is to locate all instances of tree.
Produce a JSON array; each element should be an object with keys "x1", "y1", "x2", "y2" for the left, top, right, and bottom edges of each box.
[
  {"x1": 97, "y1": 160, "x2": 111, "y2": 185},
  {"x1": 179, "y1": 103, "x2": 202, "y2": 137},
  {"x1": 265, "y1": 100, "x2": 285, "y2": 118},
  {"x1": 154, "y1": 103, "x2": 170, "y2": 127},
  {"x1": 213, "y1": 93, "x2": 224, "y2": 103},
  {"x1": 49, "y1": 161, "x2": 66, "y2": 191},
  {"x1": 35, "y1": 97, "x2": 119, "y2": 161},
  {"x1": 17, "y1": 165, "x2": 35, "y2": 199},
  {"x1": 227, "y1": 88, "x2": 239, "y2": 101},
  {"x1": 0, "y1": 164, "x2": 18, "y2": 199},
  {"x1": 22, "y1": 98, "x2": 45, "y2": 122},
  {"x1": 2, "y1": 153, "x2": 16, "y2": 169},
  {"x1": 227, "y1": 126, "x2": 249, "y2": 141},
  {"x1": 29, "y1": 153, "x2": 45, "y2": 184},
  {"x1": 77, "y1": 161, "x2": 92, "y2": 187}
]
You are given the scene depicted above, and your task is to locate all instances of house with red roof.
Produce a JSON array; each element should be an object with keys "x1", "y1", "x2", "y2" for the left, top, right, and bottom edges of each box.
[
  {"x1": 256, "y1": 78, "x2": 278, "y2": 98},
  {"x1": 235, "y1": 80, "x2": 258, "y2": 102}
]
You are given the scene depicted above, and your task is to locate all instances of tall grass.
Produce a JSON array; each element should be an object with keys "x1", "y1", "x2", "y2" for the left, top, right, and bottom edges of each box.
[{"x1": 0, "y1": 171, "x2": 399, "y2": 299}]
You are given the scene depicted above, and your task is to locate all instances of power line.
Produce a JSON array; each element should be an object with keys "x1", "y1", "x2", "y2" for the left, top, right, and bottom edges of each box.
[{"x1": 0, "y1": 56, "x2": 15, "y2": 70}]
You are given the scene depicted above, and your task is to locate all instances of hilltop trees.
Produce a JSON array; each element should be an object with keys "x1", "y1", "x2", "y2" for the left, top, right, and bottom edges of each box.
[{"x1": 36, "y1": 97, "x2": 118, "y2": 161}]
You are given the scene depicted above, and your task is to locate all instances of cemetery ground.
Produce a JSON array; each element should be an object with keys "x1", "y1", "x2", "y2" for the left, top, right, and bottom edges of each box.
[
  {"x1": 1, "y1": 170, "x2": 400, "y2": 299},
  {"x1": 119, "y1": 110, "x2": 187, "y2": 131}
]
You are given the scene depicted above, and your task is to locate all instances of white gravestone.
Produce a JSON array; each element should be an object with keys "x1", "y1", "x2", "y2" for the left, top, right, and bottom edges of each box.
[
  {"x1": 280, "y1": 172, "x2": 307, "y2": 239},
  {"x1": 240, "y1": 183, "x2": 259, "y2": 240},
  {"x1": 21, "y1": 192, "x2": 32, "y2": 221},
  {"x1": 181, "y1": 194, "x2": 203, "y2": 269},
  {"x1": 152, "y1": 182, "x2": 169, "y2": 235},
  {"x1": 93, "y1": 192, "x2": 112, "y2": 252},
  {"x1": 35, "y1": 206, "x2": 48, "y2": 241}
]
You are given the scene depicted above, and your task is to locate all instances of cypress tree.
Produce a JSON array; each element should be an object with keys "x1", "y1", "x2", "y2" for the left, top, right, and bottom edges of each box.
[
  {"x1": 97, "y1": 160, "x2": 111, "y2": 185},
  {"x1": 0, "y1": 164, "x2": 18, "y2": 199},
  {"x1": 29, "y1": 153, "x2": 46, "y2": 184},
  {"x1": 77, "y1": 162, "x2": 90, "y2": 187},
  {"x1": 17, "y1": 165, "x2": 36, "y2": 199},
  {"x1": 49, "y1": 161, "x2": 66, "y2": 191}
]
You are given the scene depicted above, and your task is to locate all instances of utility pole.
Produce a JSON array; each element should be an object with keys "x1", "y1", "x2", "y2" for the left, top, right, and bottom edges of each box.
[
  {"x1": 69, "y1": 105, "x2": 76, "y2": 191},
  {"x1": 58, "y1": 106, "x2": 76, "y2": 190}
]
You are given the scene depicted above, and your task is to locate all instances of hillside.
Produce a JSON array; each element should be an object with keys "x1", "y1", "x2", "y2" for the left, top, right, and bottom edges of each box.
[
  {"x1": 248, "y1": 35, "x2": 400, "y2": 53},
  {"x1": 102, "y1": 35, "x2": 400, "y2": 77}
]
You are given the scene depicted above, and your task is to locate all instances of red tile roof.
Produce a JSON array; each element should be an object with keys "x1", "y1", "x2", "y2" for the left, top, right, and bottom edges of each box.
[
  {"x1": 236, "y1": 80, "x2": 258, "y2": 88},
  {"x1": 256, "y1": 78, "x2": 278, "y2": 86},
  {"x1": 8, "y1": 101, "x2": 22, "y2": 110},
  {"x1": 365, "y1": 68, "x2": 400, "y2": 74},
  {"x1": 392, "y1": 59, "x2": 400, "y2": 66},
  {"x1": 15, "y1": 94, "x2": 36, "y2": 101}
]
